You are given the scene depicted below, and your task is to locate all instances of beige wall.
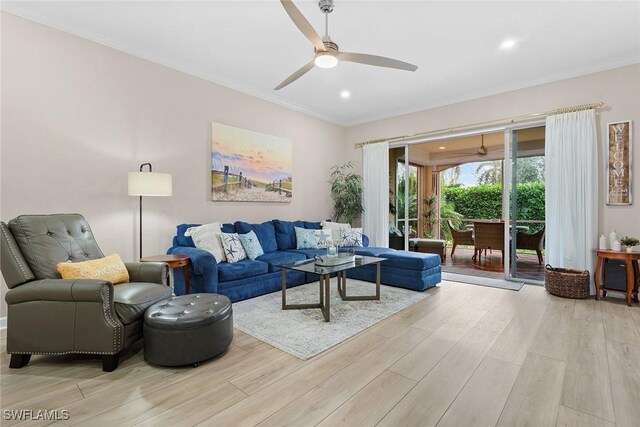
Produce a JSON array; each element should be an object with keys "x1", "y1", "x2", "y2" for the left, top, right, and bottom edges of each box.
[
  {"x1": 347, "y1": 64, "x2": 640, "y2": 240},
  {"x1": 0, "y1": 13, "x2": 346, "y2": 316}
]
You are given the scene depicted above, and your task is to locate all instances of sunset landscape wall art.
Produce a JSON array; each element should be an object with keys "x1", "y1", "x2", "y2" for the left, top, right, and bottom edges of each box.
[{"x1": 211, "y1": 123, "x2": 292, "y2": 202}]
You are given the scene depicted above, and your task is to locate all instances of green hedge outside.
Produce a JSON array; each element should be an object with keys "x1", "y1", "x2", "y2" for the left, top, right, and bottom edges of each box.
[{"x1": 442, "y1": 182, "x2": 545, "y2": 228}]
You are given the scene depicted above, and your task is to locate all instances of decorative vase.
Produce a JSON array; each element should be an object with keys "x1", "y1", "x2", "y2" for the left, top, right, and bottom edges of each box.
[
  {"x1": 612, "y1": 240, "x2": 622, "y2": 251},
  {"x1": 599, "y1": 234, "x2": 608, "y2": 250},
  {"x1": 609, "y1": 230, "x2": 618, "y2": 248}
]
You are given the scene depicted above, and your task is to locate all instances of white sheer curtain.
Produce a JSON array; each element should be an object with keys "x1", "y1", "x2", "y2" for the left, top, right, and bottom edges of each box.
[
  {"x1": 363, "y1": 142, "x2": 389, "y2": 247},
  {"x1": 545, "y1": 110, "x2": 598, "y2": 291}
]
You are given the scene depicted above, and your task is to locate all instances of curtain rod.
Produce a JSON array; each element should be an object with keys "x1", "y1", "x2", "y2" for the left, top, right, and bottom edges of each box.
[{"x1": 354, "y1": 101, "x2": 605, "y2": 149}]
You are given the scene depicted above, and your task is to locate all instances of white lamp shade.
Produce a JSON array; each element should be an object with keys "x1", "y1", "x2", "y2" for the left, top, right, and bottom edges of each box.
[{"x1": 128, "y1": 172, "x2": 172, "y2": 196}]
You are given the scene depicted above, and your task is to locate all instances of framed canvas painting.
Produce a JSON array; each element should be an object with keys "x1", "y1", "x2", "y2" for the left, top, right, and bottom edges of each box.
[
  {"x1": 211, "y1": 123, "x2": 292, "y2": 202},
  {"x1": 606, "y1": 120, "x2": 632, "y2": 205}
]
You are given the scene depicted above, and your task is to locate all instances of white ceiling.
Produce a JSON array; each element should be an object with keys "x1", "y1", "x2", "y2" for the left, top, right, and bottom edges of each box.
[{"x1": 3, "y1": 1, "x2": 639, "y2": 126}]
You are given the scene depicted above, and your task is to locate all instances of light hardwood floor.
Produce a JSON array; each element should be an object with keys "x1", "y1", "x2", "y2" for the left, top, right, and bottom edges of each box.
[{"x1": 1, "y1": 281, "x2": 639, "y2": 427}]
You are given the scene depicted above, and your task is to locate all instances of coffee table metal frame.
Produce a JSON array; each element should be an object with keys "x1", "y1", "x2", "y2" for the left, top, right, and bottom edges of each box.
[{"x1": 280, "y1": 256, "x2": 385, "y2": 322}]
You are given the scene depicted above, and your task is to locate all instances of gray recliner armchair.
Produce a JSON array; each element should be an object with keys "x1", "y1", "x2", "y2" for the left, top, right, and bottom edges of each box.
[{"x1": 1, "y1": 214, "x2": 172, "y2": 371}]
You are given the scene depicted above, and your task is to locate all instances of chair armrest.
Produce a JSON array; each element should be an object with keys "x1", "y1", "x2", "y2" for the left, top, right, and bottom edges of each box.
[
  {"x1": 362, "y1": 234, "x2": 370, "y2": 247},
  {"x1": 125, "y1": 262, "x2": 168, "y2": 285},
  {"x1": 5, "y1": 279, "x2": 112, "y2": 304}
]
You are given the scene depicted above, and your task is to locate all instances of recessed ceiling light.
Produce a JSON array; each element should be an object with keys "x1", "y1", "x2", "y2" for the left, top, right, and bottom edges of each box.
[
  {"x1": 439, "y1": 146, "x2": 446, "y2": 150},
  {"x1": 500, "y1": 38, "x2": 518, "y2": 50},
  {"x1": 340, "y1": 90, "x2": 350, "y2": 99}
]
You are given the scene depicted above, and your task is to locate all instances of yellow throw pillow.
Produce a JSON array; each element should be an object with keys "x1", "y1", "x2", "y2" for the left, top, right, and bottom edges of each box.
[{"x1": 57, "y1": 254, "x2": 129, "y2": 285}]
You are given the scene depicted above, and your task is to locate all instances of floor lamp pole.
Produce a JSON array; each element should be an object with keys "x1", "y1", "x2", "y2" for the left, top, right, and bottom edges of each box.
[{"x1": 139, "y1": 195, "x2": 143, "y2": 260}]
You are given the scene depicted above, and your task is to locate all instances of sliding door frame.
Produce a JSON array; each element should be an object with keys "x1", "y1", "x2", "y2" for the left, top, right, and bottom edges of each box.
[{"x1": 503, "y1": 119, "x2": 546, "y2": 285}]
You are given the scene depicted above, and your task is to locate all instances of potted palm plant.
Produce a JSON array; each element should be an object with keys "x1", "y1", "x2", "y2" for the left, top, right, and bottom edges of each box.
[{"x1": 329, "y1": 161, "x2": 364, "y2": 225}]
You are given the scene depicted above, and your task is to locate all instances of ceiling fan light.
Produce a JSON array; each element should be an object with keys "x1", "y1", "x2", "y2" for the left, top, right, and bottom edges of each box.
[{"x1": 314, "y1": 52, "x2": 338, "y2": 68}]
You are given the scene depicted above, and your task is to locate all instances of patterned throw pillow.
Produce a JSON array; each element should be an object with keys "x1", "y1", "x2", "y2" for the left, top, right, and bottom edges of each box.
[
  {"x1": 321, "y1": 220, "x2": 351, "y2": 243},
  {"x1": 57, "y1": 253, "x2": 129, "y2": 284},
  {"x1": 185, "y1": 222, "x2": 226, "y2": 263},
  {"x1": 294, "y1": 226, "x2": 319, "y2": 249},
  {"x1": 340, "y1": 228, "x2": 364, "y2": 247},
  {"x1": 220, "y1": 233, "x2": 247, "y2": 263},
  {"x1": 238, "y1": 231, "x2": 265, "y2": 260},
  {"x1": 314, "y1": 229, "x2": 334, "y2": 248}
]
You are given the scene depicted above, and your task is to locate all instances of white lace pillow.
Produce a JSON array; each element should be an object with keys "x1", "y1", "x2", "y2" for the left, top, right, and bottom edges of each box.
[
  {"x1": 340, "y1": 228, "x2": 364, "y2": 247},
  {"x1": 220, "y1": 233, "x2": 247, "y2": 263},
  {"x1": 184, "y1": 222, "x2": 226, "y2": 263}
]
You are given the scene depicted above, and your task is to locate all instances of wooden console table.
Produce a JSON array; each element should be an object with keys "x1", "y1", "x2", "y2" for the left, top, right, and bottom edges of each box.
[{"x1": 593, "y1": 249, "x2": 640, "y2": 306}]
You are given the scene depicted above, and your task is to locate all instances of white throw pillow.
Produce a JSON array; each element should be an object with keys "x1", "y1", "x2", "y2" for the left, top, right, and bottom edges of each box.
[
  {"x1": 184, "y1": 222, "x2": 226, "y2": 263},
  {"x1": 220, "y1": 233, "x2": 247, "y2": 263},
  {"x1": 340, "y1": 228, "x2": 364, "y2": 247},
  {"x1": 314, "y1": 229, "x2": 334, "y2": 248},
  {"x1": 321, "y1": 220, "x2": 351, "y2": 243}
]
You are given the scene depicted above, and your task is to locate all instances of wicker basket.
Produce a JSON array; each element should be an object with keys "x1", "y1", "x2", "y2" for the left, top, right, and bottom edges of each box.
[{"x1": 544, "y1": 264, "x2": 590, "y2": 299}]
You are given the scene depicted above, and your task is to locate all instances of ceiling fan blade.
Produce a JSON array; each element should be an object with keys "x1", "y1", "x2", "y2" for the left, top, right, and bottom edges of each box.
[
  {"x1": 280, "y1": 0, "x2": 326, "y2": 52},
  {"x1": 274, "y1": 60, "x2": 315, "y2": 90},
  {"x1": 338, "y1": 52, "x2": 418, "y2": 71}
]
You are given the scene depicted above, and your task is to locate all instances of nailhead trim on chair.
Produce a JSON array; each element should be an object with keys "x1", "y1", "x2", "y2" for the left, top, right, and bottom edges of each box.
[
  {"x1": 0, "y1": 225, "x2": 32, "y2": 282},
  {"x1": 100, "y1": 285, "x2": 122, "y2": 352}
]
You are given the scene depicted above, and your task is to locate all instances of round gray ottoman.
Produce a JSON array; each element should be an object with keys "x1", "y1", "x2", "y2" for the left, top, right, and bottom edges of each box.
[{"x1": 143, "y1": 293, "x2": 233, "y2": 367}]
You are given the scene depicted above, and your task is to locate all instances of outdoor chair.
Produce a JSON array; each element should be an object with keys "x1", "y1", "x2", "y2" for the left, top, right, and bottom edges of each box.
[
  {"x1": 473, "y1": 221, "x2": 505, "y2": 261},
  {"x1": 516, "y1": 226, "x2": 545, "y2": 264},
  {"x1": 447, "y1": 219, "x2": 474, "y2": 257}
]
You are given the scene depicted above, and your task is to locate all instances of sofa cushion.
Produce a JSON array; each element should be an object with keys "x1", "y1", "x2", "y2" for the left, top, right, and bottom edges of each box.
[
  {"x1": 256, "y1": 251, "x2": 307, "y2": 272},
  {"x1": 175, "y1": 223, "x2": 199, "y2": 247},
  {"x1": 352, "y1": 247, "x2": 397, "y2": 257},
  {"x1": 304, "y1": 221, "x2": 322, "y2": 230},
  {"x1": 273, "y1": 220, "x2": 305, "y2": 251},
  {"x1": 234, "y1": 221, "x2": 278, "y2": 253},
  {"x1": 381, "y1": 251, "x2": 441, "y2": 270},
  {"x1": 113, "y1": 282, "x2": 172, "y2": 325},
  {"x1": 285, "y1": 248, "x2": 327, "y2": 259},
  {"x1": 217, "y1": 259, "x2": 269, "y2": 282}
]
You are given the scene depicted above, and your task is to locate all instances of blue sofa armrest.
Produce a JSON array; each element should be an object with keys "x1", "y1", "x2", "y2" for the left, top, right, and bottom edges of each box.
[
  {"x1": 363, "y1": 234, "x2": 369, "y2": 247},
  {"x1": 167, "y1": 246, "x2": 219, "y2": 294}
]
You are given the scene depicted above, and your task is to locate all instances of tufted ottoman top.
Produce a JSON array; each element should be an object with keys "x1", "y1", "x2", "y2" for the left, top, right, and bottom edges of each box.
[{"x1": 144, "y1": 293, "x2": 232, "y2": 330}]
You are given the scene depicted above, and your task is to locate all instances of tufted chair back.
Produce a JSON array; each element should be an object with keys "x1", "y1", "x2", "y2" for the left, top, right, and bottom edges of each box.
[{"x1": 7, "y1": 214, "x2": 104, "y2": 280}]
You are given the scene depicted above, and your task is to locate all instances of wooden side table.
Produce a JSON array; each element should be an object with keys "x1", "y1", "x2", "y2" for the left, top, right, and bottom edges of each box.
[
  {"x1": 140, "y1": 254, "x2": 191, "y2": 295},
  {"x1": 593, "y1": 249, "x2": 640, "y2": 306}
]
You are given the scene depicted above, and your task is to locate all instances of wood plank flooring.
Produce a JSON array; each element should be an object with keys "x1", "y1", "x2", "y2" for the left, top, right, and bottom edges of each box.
[{"x1": 1, "y1": 281, "x2": 639, "y2": 426}]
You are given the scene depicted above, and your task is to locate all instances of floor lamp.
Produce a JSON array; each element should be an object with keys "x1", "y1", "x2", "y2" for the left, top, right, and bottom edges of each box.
[{"x1": 128, "y1": 163, "x2": 172, "y2": 259}]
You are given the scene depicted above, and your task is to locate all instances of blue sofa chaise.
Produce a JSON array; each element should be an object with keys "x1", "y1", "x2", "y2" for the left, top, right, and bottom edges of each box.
[{"x1": 167, "y1": 220, "x2": 441, "y2": 302}]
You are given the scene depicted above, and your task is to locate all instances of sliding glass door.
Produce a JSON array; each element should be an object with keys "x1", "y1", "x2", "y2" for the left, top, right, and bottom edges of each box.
[{"x1": 504, "y1": 125, "x2": 546, "y2": 284}]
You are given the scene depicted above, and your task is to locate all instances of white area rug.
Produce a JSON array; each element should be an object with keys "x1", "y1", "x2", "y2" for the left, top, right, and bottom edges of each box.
[{"x1": 232, "y1": 279, "x2": 428, "y2": 360}]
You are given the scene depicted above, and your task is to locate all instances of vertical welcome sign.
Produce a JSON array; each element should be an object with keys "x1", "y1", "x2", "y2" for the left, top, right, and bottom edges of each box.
[{"x1": 606, "y1": 121, "x2": 632, "y2": 205}]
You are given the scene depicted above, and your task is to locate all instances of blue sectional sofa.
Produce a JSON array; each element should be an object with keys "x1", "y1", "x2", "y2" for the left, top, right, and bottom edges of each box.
[{"x1": 167, "y1": 220, "x2": 441, "y2": 302}]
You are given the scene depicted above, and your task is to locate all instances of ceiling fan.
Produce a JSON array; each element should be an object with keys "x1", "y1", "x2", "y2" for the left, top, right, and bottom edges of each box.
[
  {"x1": 477, "y1": 134, "x2": 489, "y2": 156},
  {"x1": 275, "y1": 0, "x2": 418, "y2": 90}
]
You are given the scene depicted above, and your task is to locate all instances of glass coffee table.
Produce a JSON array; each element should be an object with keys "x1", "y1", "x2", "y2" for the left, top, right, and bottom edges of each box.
[{"x1": 280, "y1": 255, "x2": 386, "y2": 322}]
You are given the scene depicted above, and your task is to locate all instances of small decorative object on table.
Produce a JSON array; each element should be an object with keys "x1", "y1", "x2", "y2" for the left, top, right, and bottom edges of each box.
[
  {"x1": 544, "y1": 264, "x2": 590, "y2": 299},
  {"x1": 315, "y1": 252, "x2": 356, "y2": 266},
  {"x1": 620, "y1": 236, "x2": 639, "y2": 252},
  {"x1": 326, "y1": 244, "x2": 338, "y2": 257}
]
